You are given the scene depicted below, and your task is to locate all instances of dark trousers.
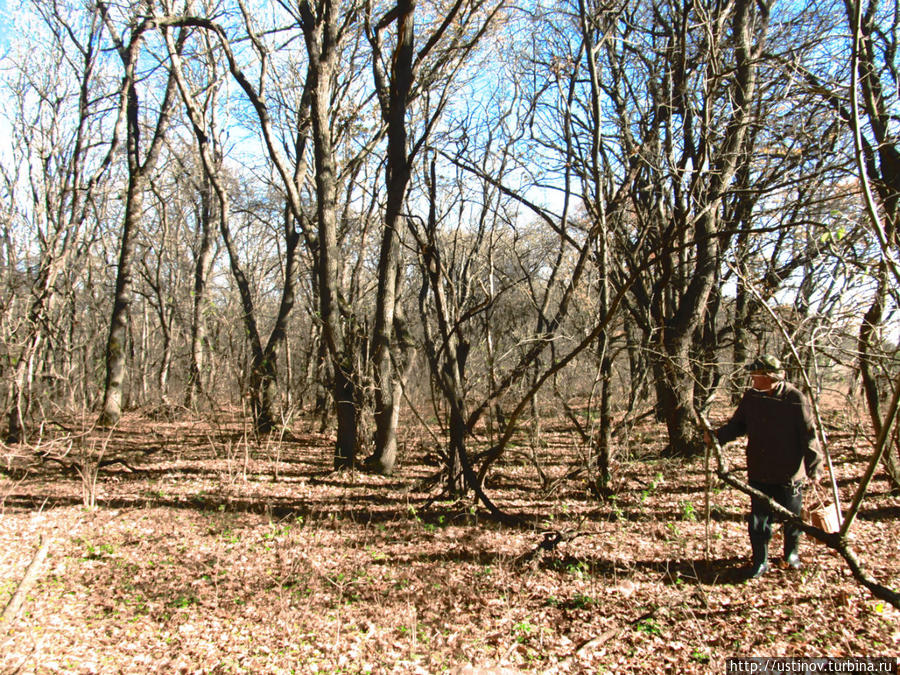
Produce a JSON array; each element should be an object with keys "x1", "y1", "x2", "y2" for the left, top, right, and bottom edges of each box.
[{"x1": 748, "y1": 480, "x2": 803, "y2": 546}]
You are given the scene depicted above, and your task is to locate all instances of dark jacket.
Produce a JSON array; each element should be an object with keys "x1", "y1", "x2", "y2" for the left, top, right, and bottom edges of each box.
[{"x1": 716, "y1": 380, "x2": 822, "y2": 484}]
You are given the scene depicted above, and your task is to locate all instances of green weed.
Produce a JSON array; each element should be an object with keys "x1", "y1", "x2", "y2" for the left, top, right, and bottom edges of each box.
[{"x1": 635, "y1": 617, "x2": 662, "y2": 637}]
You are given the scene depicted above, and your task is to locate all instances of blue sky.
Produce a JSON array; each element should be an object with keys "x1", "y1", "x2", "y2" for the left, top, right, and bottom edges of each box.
[{"x1": 0, "y1": 0, "x2": 8, "y2": 51}]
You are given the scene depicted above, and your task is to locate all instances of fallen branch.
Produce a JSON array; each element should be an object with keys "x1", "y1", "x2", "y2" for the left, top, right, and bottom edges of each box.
[
  {"x1": 566, "y1": 605, "x2": 661, "y2": 664},
  {"x1": 514, "y1": 528, "x2": 589, "y2": 567},
  {"x1": 575, "y1": 627, "x2": 620, "y2": 655},
  {"x1": 1, "y1": 536, "x2": 51, "y2": 624},
  {"x1": 38, "y1": 455, "x2": 137, "y2": 475}
]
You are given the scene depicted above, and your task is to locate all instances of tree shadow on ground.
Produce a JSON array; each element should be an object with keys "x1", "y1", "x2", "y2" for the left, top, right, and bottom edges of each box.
[
  {"x1": 387, "y1": 544, "x2": 758, "y2": 586},
  {"x1": 0, "y1": 490, "x2": 440, "y2": 525}
]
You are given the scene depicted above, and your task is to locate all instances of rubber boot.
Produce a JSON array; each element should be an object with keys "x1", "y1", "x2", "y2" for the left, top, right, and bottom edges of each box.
[
  {"x1": 746, "y1": 533, "x2": 770, "y2": 580},
  {"x1": 784, "y1": 530, "x2": 801, "y2": 570}
]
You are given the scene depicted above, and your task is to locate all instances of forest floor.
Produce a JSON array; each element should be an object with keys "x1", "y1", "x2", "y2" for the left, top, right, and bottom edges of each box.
[{"x1": 0, "y1": 404, "x2": 898, "y2": 674}]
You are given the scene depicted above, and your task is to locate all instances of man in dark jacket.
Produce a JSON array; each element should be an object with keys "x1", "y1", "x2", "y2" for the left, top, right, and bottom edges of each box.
[{"x1": 705, "y1": 355, "x2": 823, "y2": 579}]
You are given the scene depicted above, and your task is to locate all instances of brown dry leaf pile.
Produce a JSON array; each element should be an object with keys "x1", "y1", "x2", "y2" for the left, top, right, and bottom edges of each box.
[{"x1": 1, "y1": 410, "x2": 898, "y2": 674}]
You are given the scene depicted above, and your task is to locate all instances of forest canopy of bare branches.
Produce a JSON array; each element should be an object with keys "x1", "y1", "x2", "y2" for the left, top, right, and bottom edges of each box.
[{"x1": 3, "y1": 0, "x2": 899, "y2": 477}]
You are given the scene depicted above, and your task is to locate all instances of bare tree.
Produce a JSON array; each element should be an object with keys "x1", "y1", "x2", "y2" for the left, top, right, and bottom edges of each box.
[
  {"x1": 98, "y1": 0, "x2": 185, "y2": 426},
  {"x1": 583, "y1": 0, "x2": 773, "y2": 457},
  {"x1": 843, "y1": 0, "x2": 900, "y2": 485},
  {"x1": 2, "y1": 1, "x2": 121, "y2": 441},
  {"x1": 185, "y1": 161, "x2": 219, "y2": 408},
  {"x1": 364, "y1": 0, "x2": 506, "y2": 475}
]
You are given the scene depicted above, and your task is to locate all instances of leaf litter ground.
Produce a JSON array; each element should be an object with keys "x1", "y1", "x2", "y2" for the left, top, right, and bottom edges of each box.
[{"x1": 1, "y1": 408, "x2": 898, "y2": 674}]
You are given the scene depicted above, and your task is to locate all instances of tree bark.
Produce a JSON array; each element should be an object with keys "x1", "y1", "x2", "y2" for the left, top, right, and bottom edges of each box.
[
  {"x1": 99, "y1": 184, "x2": 143, "y2": 425},
  {"x1": 300, "y1": 0, "x2": 359, "y2": 468},
  {"x1": 368, "y1": 0, "x2": 416, "y2": 475},
  {"x1": 186, "y1": 175, "x2": 215, "y2": 408},
  {"x1": 640, "y1": 0, "x2": 765, "y2": 456}
]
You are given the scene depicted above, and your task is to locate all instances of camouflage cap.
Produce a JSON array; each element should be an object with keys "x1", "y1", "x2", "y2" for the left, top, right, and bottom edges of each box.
[{"x1": 745, "y1": 354, "x2": 782, "y2": 373}]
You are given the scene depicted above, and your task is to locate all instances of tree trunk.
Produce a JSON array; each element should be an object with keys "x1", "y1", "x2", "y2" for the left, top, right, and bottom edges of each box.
[
  {"x1": 300, "y1": 0, "x2": 361, "y2": 467},
  {"x1": 99, "y1": 185, "x2": 143, "y2": 425},
  {"x1": 158, "y1": 318, "x2": 172, "y2": 403},
  {"x1": 733, "y1": 273, "x2": 750, "y2": 403},
  {"x1": 654, "y1": 215, "x2": 720, "y2": 458},
  {"x1": 371, "y1": 250, "x2": 402, "y2": 474},
  {"x1": 447, "y1": 396, "x2": 469, "y2": 497},
  {"x1": 656, "y1": 348, "x2": 705, "y2": 458},
  {"x1": 98, "y1": 17, "x2": 181, "y2": 425},
  {"x1": 856, "y1": 265, "x2": 900, "y2": 487},
  {"x1": 624, "y1": 318, "x2": 650, "y2": 415},
  {"x1": 367, "y1": 301, "x2": 415, "y2": 475},
  {"x1": 186, "y1": 177, "x2": 215, "y2": 408},
  {"x1": 859, "y1": 265, "x2": 885, "y2": 435},
  {"x1": 333, "y1": 361, "x2": 358, "y2": 469},
  {"x1": 247, "y1": 210, "x2": 302, "y2": 435},
  {"x1": 594, "y1": 337, "x2": 614, "y2": 493},
  {"x1": 245, "y1": 356, "x2": 272, "y2": 433},
  {"x1": 370, "y1": 0, "x2": 416, "y2": 475},
  {"x1": 7, "y1": 359, "x2": 28, "y2": 444}
]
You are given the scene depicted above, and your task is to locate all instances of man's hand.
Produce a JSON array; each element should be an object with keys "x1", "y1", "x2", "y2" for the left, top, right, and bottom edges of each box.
[{"x1": 807, "y1": 473, "x2": 827, "y2": 487}]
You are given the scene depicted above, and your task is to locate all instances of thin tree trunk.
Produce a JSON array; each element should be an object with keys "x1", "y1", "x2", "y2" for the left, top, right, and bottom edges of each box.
[
  {"x1": 595, "y1": 338, "x2": 613, "y2": 492},
  {"x1": 186, "y1": 177, "x2": 215, "y2": 408},
  {"x1": 158, "y1": 314, "x2": 172, "y2": 403}
]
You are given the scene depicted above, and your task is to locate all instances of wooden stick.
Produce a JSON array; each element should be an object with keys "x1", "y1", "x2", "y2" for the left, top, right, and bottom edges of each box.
[
  {"x1": 704, "y1": 436, "x2": 711, "y2": 561},
  {"x1": 1, "y1": 536, "x2": 51, "y2": 624}
]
